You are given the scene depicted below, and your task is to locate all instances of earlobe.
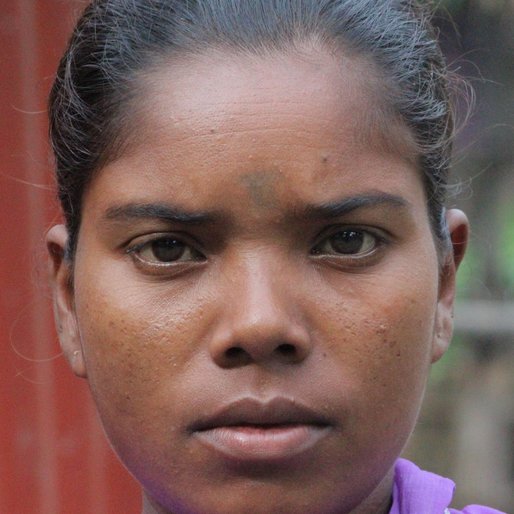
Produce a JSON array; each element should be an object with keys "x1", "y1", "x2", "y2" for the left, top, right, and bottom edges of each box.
[
  {"x1": 431, "y1": 209, "x2": 469, "y2": 363},
  {"x1": 46, "y1": 225, "x2": 87, "y2": 378}
]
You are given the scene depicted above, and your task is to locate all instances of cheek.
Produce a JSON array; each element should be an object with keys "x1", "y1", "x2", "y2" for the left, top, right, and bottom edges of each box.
[
  {"x1": 72, "y1": 272, "x2": 218, "y2": 486},
  {"x1": 317, "y1": 269, "x2": 438, "y2": 426},
  {"x1": 72, "y1": 265, "x2": 211, "y2": 425}
]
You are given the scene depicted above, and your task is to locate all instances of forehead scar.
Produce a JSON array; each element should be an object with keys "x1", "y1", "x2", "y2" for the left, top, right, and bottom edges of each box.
[{"x1": 240, "y1": 170, "x2": 282, "y2": 209}]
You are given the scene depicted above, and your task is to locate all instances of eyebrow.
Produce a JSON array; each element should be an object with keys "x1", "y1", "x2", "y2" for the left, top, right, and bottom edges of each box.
[
  {"x1": 299, "y1": 192, "x2": 410, "y2": 220},
  {"x1": 101, "y1": 192, "x2": 409, "y2": 227},
  {"x1": 102, "y1": 202, "x2": 221, "y2": 225}
]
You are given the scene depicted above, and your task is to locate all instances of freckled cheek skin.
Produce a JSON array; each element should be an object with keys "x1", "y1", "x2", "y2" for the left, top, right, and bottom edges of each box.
[
  {"x1": 72, "y1": 262, "x2": 212, "y2": 435},
  {"x1": 312, "y1": 259, "x2": 438, "y2": 438},
  {"x1": 72, "y1": 283, "x2": 215, "y2": 503}
]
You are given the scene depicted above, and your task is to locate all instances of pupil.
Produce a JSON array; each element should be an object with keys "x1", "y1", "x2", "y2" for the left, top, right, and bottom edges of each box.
[
  {"x1": 331, "y1": 231, "x2": 364, "y2": 254},
  {"x1": 152, "y1": 239, "x2": 185, "y2": 262}
]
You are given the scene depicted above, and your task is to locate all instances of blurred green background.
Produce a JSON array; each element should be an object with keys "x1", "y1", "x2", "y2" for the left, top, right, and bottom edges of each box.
[{"x1": 403, "y1": 1, "x2": 514, "y2": 511}]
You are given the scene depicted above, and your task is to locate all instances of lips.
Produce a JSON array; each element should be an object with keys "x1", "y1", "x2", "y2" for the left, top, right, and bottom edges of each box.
[{"x1": 189, "y1": 397, "x2": 332, "y2": 462}]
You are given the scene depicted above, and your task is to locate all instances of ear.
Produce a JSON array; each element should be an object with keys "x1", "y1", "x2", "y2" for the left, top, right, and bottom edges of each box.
[
  {"x1": 431, "y1": 209, "x2": 469, "y2": 363},
  {"x1": 46, "y1": 225, "x2": 87, "y2": 378}
]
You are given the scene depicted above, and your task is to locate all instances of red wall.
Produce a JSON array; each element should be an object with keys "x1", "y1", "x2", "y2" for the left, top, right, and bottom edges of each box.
[{"x1": 0, "y1": 1, "x2": 140, "y2": 512}]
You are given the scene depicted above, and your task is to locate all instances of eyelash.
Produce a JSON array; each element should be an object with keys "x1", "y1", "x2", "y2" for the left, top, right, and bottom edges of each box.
[
  {"x1": 125, "y1": 226, "x2": 388, "y2": 273},
  {"x1": 126, "y1": 233, "x2": 206, "y2": 270},
  {"x1": 310, "y1": 226, "x2": 387, "y2": 264}
]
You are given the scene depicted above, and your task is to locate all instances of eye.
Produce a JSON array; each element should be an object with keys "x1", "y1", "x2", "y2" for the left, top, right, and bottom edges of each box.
[
  {"x1": 127, "y1": 235, "x2": 205, "y2": 265},
  {"x1": 311, "y1": 229, "x2": 380, "y2": 257}
]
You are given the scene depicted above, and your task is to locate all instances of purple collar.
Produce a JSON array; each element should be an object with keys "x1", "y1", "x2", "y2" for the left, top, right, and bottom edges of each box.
[
  {"x1": 389, "y1": 459, "x2": 506, "y2": 514},
  {"x1": 390, "y1": 459, "x2": 454, "y2": 513}
]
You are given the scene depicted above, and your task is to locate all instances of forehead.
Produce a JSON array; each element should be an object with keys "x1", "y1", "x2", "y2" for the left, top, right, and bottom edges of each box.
[
  {"x1": 126, "y1": 45, "x2": 417, "y2": 165},
  {"x1": 89, "y1": 45, "x2": 424, "y2": 219}
]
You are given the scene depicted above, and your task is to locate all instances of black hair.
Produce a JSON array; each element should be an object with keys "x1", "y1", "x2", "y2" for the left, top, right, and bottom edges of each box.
[{"x1": 49, "y1": 0, "x2": 454, "y2": 257}]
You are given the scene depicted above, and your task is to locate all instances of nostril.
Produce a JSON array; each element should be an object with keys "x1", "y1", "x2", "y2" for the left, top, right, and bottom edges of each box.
[
  {"x1": 225, "y1": 347, "x2": 247, "y2": 360},
  {"x1": 216, "y1": 346, "x2": 254, "y2": 369},
  {"x1": 276, "y1": 343, "x2": 296, "y2": 356},
  {"x1": 216, "y1": 341, "x2": 308, "y2": 368}
]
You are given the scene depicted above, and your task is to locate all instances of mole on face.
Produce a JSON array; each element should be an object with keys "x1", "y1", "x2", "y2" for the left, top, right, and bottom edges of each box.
[{"x1": 239, "y1": 170, "x2": 282, "y2": 209}]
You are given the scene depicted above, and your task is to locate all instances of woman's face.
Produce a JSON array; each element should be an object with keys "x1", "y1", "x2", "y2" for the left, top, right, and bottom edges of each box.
[{"x1": 49, "y1": 48, "x2": 466, "y2": 514}]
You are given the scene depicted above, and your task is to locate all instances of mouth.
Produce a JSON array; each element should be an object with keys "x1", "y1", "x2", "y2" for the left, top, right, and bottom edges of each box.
[{"x1": 189, "y1": 397, "x2": 332, "y2": 463}]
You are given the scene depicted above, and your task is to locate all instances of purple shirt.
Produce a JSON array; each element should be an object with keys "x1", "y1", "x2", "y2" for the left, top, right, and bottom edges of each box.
[{"x1": 390, "y1": 459, "x2": 507, "y2": 514}]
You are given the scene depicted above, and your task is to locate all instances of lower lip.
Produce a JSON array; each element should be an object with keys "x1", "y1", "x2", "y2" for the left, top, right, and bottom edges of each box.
[{"x1": 194, "y1": 424, "x2": 330, "y2": 462}]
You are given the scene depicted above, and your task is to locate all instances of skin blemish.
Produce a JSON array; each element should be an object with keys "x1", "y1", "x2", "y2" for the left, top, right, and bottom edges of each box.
[{"x1": 240, "y1": 170, "x2": 282, "y2": 209}]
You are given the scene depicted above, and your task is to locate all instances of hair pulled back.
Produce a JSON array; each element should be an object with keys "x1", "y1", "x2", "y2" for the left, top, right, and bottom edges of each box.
[{"x1": 49, "y1": 0, "x2": 454, "y2": 256}]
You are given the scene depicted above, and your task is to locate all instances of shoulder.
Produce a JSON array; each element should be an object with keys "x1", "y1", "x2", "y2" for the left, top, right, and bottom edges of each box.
[{"x1": 391, "y1": 459, "x2": 507, "y2": 514}]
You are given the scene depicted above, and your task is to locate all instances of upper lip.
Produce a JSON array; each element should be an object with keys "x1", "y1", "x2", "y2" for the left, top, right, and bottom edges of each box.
[{"x1": 189, "y1": 397, "x2": 332, "y2": 432}]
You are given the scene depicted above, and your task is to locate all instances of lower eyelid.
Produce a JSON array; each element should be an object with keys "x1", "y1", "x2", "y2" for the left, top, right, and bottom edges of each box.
[{"x1": 127, "y1": 251, "x2": 208, "y2": 279}]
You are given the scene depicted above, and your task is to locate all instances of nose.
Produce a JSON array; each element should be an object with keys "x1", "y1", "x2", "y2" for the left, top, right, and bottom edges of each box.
[{"x1": 209, "y1": 255, "x2": 312, "y2": 369}]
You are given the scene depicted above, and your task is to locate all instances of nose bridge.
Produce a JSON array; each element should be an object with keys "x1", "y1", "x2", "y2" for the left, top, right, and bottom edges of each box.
[
  {"x1": 232, "y1": 251, "x2": 285, "y2": 328},
  {"x1": 209, "y1": 248, "x2": 312, "y2": 367},
  {"x1": 227, "y1": 249, "x2": 298, "y2": 344}
]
